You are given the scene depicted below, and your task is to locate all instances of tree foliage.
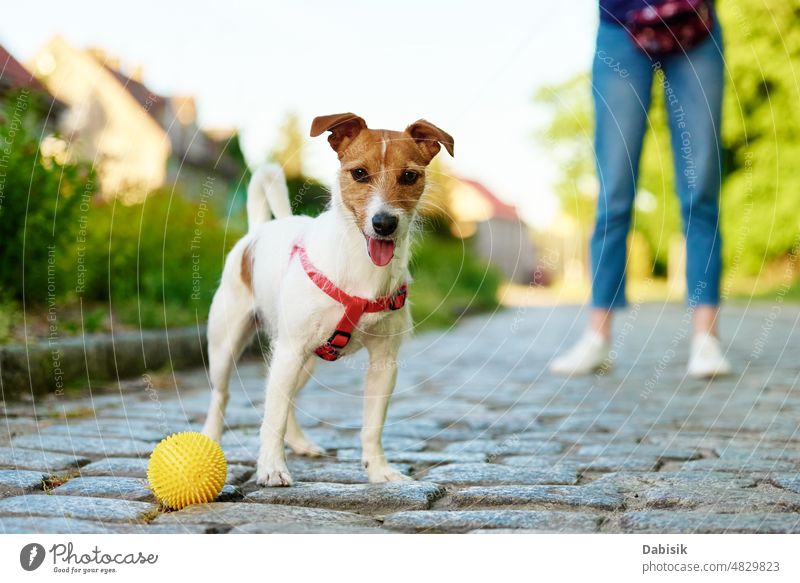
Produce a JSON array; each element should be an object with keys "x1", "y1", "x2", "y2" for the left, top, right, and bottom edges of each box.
[
  {"x1": 0, "y1": 91, "x2": 96, "y2": 303},
  {"x1": 536, "y1": 0, "x2": 800, "y2": 276}
]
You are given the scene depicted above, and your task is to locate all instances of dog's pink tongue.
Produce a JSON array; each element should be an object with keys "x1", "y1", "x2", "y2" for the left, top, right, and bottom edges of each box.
[{"x1": 367, "y1": 237, "x2": 395, "y2": 267}]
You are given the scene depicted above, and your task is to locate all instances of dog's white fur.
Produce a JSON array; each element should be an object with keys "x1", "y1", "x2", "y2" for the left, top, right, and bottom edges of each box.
[{"x1": 201, "y1": 164, "x2": 413, "y2": 486}]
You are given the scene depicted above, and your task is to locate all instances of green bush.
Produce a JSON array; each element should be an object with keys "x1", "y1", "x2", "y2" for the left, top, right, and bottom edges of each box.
[
  {"x1": 410, "y1": 230, "x2": 502, "y2": 330},
  {"x1": 0, "y1": 91, "x2": 96, "y2": 304},
  {"x1": 64, "y1": 188, "x2": 243, "y2": 329}
]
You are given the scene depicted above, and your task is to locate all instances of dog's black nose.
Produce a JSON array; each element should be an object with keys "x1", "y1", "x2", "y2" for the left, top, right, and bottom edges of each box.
[{"x1": 372, "y1": 213, "x2": 398, "y2": 236}]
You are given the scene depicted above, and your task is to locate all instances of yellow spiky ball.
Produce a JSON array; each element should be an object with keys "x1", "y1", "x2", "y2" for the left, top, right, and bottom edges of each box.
[{"x1": 147, "y1": 432, "x2": 227, "y2": 510}]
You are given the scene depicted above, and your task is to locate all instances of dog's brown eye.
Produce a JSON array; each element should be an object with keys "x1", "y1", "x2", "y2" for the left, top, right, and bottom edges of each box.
[
  {"x1": 399, "y1": 170, "x2": 419, "y2": 185},
  {"x1": 350, "y1": 168, "x2": 369, "y2": 183}
]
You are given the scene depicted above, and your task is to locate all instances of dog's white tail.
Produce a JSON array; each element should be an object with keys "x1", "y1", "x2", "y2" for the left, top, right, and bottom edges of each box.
[{"x1": 246, "y1": 163, "x2": 292, "y2": 232}]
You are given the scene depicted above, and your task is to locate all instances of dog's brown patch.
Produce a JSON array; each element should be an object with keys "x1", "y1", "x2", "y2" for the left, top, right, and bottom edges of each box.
[
  {"x1": 241, "y1": 239, "x2": 256, "y2": 291},
  {"x1": 337, "y1": 129, "x2": 431, "y2": 226},
  {"x1": 310, "y1": 114, "x2": 454, "y2": 230}
]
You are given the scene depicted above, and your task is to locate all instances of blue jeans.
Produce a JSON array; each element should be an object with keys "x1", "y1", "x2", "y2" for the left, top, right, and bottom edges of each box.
[{"x1": 590, "y1": 18, "x2": 724, "y2": 309}]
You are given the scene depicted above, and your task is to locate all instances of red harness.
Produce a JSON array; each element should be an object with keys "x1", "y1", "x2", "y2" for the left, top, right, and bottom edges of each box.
[{"x1": 290, "y1": 243, "x2": 408, "y2": 361}]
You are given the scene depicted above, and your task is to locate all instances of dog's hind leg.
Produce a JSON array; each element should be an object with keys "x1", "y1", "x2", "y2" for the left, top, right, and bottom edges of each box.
[
  {"x1": 285, "y1": 357, "x2": 326, "y2": 457},
  {"x1": 201, "y1": 283, "x2": 256, "y2": 443}
]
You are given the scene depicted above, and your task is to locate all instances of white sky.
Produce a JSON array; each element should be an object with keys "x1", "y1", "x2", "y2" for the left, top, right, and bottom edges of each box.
[{"x1": 3, "y1": 0, "x2": 598, "y2": 228}]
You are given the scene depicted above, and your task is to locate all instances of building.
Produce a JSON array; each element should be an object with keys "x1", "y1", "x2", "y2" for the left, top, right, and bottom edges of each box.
[
  {"x1": 0, "y1": 44, "x2": 65, "y2": 130},
  {"x1": 104, "y1": 62, "x2": 244, "y2": 205},
  {"x1": 30, "y1": 36, "x2": 169, "y2": 202},
  {"x1": 448, "y1": 177, "x2": 538, "y2": 284},
  {"x1": 29, "y1": 36, "x2": 245, "y2": 204}
]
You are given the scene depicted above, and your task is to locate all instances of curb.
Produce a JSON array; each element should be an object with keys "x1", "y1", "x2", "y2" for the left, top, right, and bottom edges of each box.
[{"x1": 0, "y1": 327, "x2": 215, "y2": 401}]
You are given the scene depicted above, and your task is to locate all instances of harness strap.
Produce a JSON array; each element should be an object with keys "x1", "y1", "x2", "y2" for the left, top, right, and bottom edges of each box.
[{"x1": 290, "y1": 243, "x2": 407, "y2": 361}]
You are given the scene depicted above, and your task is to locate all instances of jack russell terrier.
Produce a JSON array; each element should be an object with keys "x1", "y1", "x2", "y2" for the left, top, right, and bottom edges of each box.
[{"x1": 201, "y1": 113, "x2": 454, "y2": 486}]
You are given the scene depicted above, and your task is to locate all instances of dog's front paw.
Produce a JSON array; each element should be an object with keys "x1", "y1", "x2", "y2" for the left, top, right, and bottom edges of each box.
[
  {"x1": 256, "y1": 464, "x2": 294, "y2": 487},
  {"x1": 365, "y1": 462, "x2": 413, "y2": 483}
]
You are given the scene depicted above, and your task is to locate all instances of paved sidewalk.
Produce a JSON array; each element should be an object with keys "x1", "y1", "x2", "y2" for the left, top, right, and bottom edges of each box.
[{"x1": 2, "y1": 304, "x2": 800, "y2": 533}]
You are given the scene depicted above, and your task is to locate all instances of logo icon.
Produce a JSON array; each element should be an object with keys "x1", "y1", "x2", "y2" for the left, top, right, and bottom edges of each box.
[{"x1": 20, "y1": 543, "x2": 46, "y2": 571}]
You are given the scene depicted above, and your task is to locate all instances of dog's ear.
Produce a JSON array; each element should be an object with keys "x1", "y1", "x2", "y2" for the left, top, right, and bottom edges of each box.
[
  {"x1": 310, "y1": 113, "x2": 367, "y2": 156},
  {"x1": 405, "y1": 119, "x2": 454, "y2": 162}
]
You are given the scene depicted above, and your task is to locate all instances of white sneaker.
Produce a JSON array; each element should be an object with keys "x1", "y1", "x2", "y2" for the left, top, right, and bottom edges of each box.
[
  {"x1": 550, "y1": 330, "x2": 610, "y2": 376},
  {"x1": 687, "y1": 332, "x2": 732, "y2": 378}
]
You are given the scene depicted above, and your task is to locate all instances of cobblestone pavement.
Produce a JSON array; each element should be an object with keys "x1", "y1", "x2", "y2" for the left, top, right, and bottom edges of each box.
[{"x1": 2, "y1": 304, "x2": 800, "y2": 534}]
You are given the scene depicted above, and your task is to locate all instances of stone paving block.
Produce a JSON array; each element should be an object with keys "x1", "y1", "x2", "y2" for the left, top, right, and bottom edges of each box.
[
  {"x1": 286, "y1": 459, "x2": 413, "y2": 484},
  {"x1": 100, "y1": 409, "x2": 194, "y2": 426},
  {"x1": 422, "y1": 463, "x2": 578, "y2": 486},
  {"x1": 216, "y1": 485, "x2": 243, "y2": 503},
  {"x1": 450, "y1": 485, "x2": 624, "y2": 510},
  {"x1": 714, "y1": 446, "x2": 800, "y2": 463},
  {"x1": 383, "y1": 510, "x2": 602, "y2": 533},
  {"x1": 39, "y1": 422, "x2": 168, "y2": 443},
  {"x1": 12, "y1": 434, "x2": 154, "y2": 458},
  {"x1": 444, "y1": 439, "x2": 563, "y2": 456},
  {"x1": 503, "y1": 455, "x2": 658, "y2": 472},
  {"x1": 0, "y1": 446, "x2": 89, "y2": 472},
  {"x1": 591, "y1": 471, "x2": 758, "y2": 492},
  {"x1": 229, "y1": 522, "x2": 388, "y2": 533},
  {"x1": 620, "y1": 511, "x2": 800, "y2": 534},
  {"x1": 226, "y1": 464, "x2": 254, "y2": 485},
  {"x1": 79, "y1": 457, "x2": 149, "y2": 478},
  {"x1": 0, "y1": 469, "x2": 46, "y2": 497},
  {"x1": 0, "y1": 418, "x2": 39, "y2": 438},
  {"x1": 0, "y1": 494, "x2": 156, "y2": 523},
  {"x1": 0, "y1": 516, "x2": 119, "y2": 534},
  {"x1": 154, "y1": 501, "x2": 377, "y2": 528},
  {"x1": 768, "y1": 473, "x2": 800, "y2": 494},
  {"x1": 305, "y1": 430, "x2": 427, "y2": 452},
  {"x1": 221, "y1": 444, "x2": 258, "y2": 465},
  {"x1": 681, "y1": 458, "x2": 796, "y2": 473},
  {"x1": 50, "y1": 477, "x2": 154, "y2": 501},
  {"x1": 334, "y1": 449, "x2": 487, "y2": 465},
  {"x1": 643, "y1": 485, "x2": 800, "y2": 512},
  {"x1": 577, "y1": 443, "x2": 701, "y2": 460},
  {"x1": 246, "y1": 481, "x2": 445, "y2": 512},
  {"x1": 382, "y1": 425, "x2": 475, "y2": 442}
]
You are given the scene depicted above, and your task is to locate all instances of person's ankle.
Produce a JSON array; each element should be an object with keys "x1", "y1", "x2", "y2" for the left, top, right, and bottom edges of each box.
[{"x1": 693, "y1": 328, "x2": 719, "y2": 339}]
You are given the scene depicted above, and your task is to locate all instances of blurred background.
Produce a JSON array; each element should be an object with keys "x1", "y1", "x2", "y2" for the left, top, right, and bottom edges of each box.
[{"x1": 0, "y1": 0, "x2": 797, "y2": 346}]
